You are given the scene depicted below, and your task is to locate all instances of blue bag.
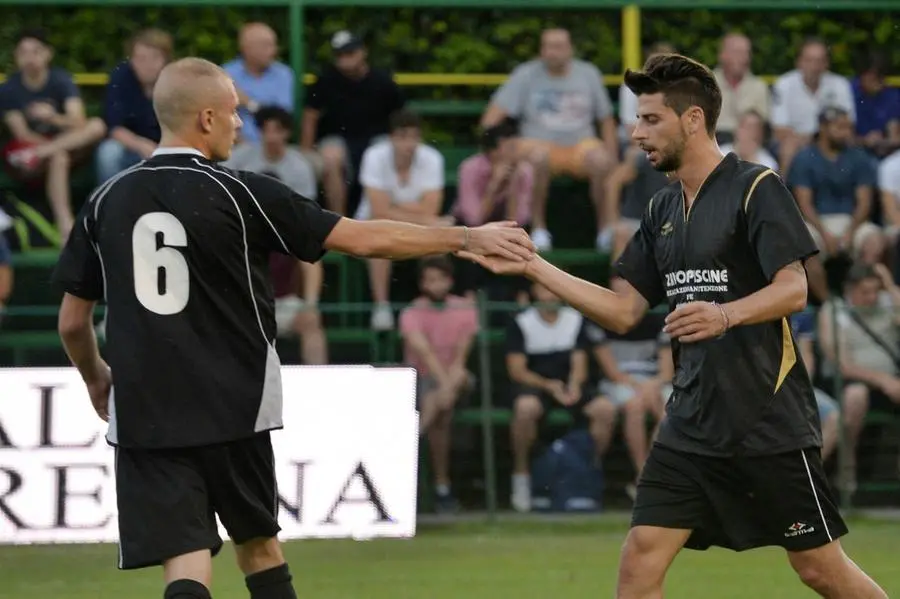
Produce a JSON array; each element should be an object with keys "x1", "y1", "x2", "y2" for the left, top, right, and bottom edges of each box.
[{"x1": 530, "y1": 428, "x2": 604, "y2": 512}]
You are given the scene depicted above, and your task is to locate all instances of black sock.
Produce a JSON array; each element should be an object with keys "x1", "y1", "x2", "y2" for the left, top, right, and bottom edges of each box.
[
  {"x1": 245, "y1": 563, "x2": 297, "y2": 599},
  {"x1": 164, "y1": 578, "x2": 212, "y2": 599}
]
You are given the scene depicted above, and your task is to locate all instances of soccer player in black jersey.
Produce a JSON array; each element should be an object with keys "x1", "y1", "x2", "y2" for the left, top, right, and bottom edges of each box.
[
  {"x1": 52, "y1": 58, "x2": 533, "y2": 599},
  {"x1": 460, "y1": 54, "x2": 887, "y2": 599}
]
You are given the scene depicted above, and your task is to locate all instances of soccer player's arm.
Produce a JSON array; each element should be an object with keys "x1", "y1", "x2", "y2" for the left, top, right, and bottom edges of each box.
[
  {"x1": 52, "y1": 204, "x2": 106, "y2": 383},
  {"x1": 399, "y1": 308, "x2": 450, "y2": 385},
  {"x1": 723, "y1": 170, "x2": 818, "y2": 327},
  {"x1": 523, "y1": 209, "x2": 659, "y2": 334}
]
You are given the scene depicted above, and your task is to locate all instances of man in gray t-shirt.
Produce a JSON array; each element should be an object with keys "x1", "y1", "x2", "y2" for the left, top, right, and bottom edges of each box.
[
  {"x1": 481, "y1": 28, "x2": 618, "y2": 252},
  {"x1": 223, "y1": 106, "x2": 328, "y2": 366}
]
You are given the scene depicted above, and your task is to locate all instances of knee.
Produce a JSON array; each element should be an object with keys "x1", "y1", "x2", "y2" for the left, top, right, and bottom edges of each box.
[
  {"x1": 622, "y1": 396, "x2": 645, "y2": 419},
  {"x1": 48, "y1": 149, "x2": 70, "y2": 168},
  {"x1": 320, "y1": 144, "x2": 346, "y2": 171},
  {"x1": 524, "y1": 148, "x2": 550, "y2": 171},
  {"x1": 617, "y1": 527, "x2": 665, "y2": 588},
  {"x1": 843, "y1": 384, "x2": 870, "y2": 420},
  {"x1": 587, "y1": 397, "x2": 617, "y2": 423},
  {"x1": 789, "y1": 545, "x2": 846, "y2": 594},
  {"x1": 85, "y1": 117, "x2": 107, "y2": 139},
  {"x1": 584, "y1": 148, "x2": 615, "y2": 175},
  {"x1": 513, "y1": 395, "x2": 543, "y2": 423}
]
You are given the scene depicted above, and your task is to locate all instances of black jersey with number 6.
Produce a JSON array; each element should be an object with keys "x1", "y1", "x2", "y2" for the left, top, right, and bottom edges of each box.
[
  {"x1": 52, "y1": 149, "x2": 342, "y2": 449},
  {"x1": 615, "y1": 153, "x2": 820, "y2": 457}
]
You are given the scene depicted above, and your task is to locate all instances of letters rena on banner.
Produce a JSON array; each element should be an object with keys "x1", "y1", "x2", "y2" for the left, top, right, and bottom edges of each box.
[{"x1": 0, "y1": 366, "x2": 418, "y2": 544}]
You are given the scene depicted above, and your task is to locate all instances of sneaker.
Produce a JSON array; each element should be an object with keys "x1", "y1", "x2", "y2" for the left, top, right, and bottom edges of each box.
[
  {"x1": 370, "y1": 303, "x2": 394, "y2": 331},
  {"x1": 511, "y1": 473, "x2": 531, "y2": 513},
  {"x1": 531, "y1": 228, "x2": 553, "y2": 252},
  {"x1": 434, "y1": 489, "x2": 460, "y2": 514}
]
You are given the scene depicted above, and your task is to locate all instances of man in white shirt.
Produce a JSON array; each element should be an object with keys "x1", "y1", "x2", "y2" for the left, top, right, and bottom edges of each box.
[
  {"x1": 357, "y1": 110, "x2": 449, "y2": 330},
  {"x1": 713, "y1": 33, "x2": 770, "y2": 144},
  {"x1": 772, "y1": 38, "x2": 855, "y2": 173},
  {"x1": 719, "y1": 110, "x2": 778, "y2": 170}
]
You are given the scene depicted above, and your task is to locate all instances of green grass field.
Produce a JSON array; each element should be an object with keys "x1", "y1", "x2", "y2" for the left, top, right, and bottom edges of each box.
[{"x1": 3, "y1": 516, "x2": 900, "y2": 598}]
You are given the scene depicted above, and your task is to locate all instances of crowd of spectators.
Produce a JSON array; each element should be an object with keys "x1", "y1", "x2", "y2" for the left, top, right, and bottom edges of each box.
[{"x1": 1, "y1": 21, "x2": 900, "y2": 511}]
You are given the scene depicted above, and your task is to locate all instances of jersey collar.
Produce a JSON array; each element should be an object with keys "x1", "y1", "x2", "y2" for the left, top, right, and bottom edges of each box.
[{"x1": 151, "y1": 147, "x2": 207, "y2": 158}]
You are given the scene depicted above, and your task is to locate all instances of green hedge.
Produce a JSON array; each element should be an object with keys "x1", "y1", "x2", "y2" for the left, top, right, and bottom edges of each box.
[{"x1": 0, "y1": 8, "x2": 896, "y2": 80}]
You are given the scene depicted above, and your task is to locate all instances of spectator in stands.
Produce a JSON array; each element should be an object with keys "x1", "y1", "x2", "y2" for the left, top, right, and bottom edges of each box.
[
  {"x1": 357, "y1": 110, "x2": 449, "y2": 331},
  {"x1": 792, "y1": 309, "x2": 869, "y2": 490},
  {"x1": 712, "y1": 32, "x2": 770, "y2": 144},
  {"x1": 719, "y1": 110, "x2": 778, "y2": 170},
  {"x1": 618, "y1": 42, "x2": 675, "y2": 144},
  {"x1": 853, "y1": 51, "x2": 900, "y2": 158},
  {"x1": 506, "y1": 281, "x2": 616, "y2": 512},
  {"x1": 455, "y1": 122, "x2": 533, "y2": 228},
  {"x1": 878, "y1": 148, "x2": 900, "y2": 248},
  {"x1": 0, "y1": 28, "x2": 106, "y2": 242},
  {"x1": 601, "y1": 146, "x2": 669, "y2": 260},
  {"x1": 481, "y1": 28, "x2": 618, "y2": 252},
  {"x1": 302, "y1": 31, "x2": 405, "y2": 216},
  {"x1": 588, "y1": 277, "x2": 673, "y2": 499},
  {"x1": 399, "y1": 257, "x2": 478, "y2": 512},
  {"x1": 818, "y1": 264, "x2": 900, "y2": 483},
  {"x1": 772, "y1": 37, "x2": 855, "y2": 173},
  {"x1": 790, "y1": 107, "x2": 883, "y2": 270},
  {"x1": 96, "y1": 28, "x2": 171, "y2": 182},
  {"x1": 222, "y1": 107, "x2": 326, "y2": 365},
  {"x1": 223, "y1": 22, "x2": 294, "y2": 145}
]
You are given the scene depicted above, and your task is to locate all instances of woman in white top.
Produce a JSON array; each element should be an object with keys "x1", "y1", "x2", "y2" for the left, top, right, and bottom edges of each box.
[{"x1": 357, "y1": 110, "x2": 449, "y2": 330}]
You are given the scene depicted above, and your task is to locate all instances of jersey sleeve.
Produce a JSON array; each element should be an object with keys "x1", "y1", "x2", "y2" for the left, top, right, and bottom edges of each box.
[
  {"x1": 505, "y1": 318, "x2": 526, "y2": 354},
  {"x1": 614, "y1": 205, "x2": 666, "y2": 307},
  {"x1": 244, "y1": 171, "x2": 342, "y2": 262},
  {"x1": 52, "y1": 203, "x2": 104, "y2": 301},
  {"x1": 745, "y1": 170, "x2": 818, "y2": 281}
]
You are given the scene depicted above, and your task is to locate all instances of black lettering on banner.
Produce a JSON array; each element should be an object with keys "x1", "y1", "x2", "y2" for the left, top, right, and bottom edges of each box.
[
  {"x1": 38, "y1": 385, "x2": 98, "y2": 448},
  {"x1": 278, "y1": 460, "x2": 313, "y2": 522},
  {"x1": 322, "y1": 462, "x2": 392, "y2": 525},
  {"x1": 0, "y1": 467, "x2": 30, "y2": 529},
  {"x1": 52, "y1": 464, "x2": 112, "y2": 529}
]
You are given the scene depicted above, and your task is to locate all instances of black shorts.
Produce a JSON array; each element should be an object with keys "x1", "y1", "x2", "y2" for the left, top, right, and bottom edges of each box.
[
  {"x1": 512, "y1": 385, "x2": 592, "y2": 425},
  {"x1": 114, "y1": 433, "x2": 280, "y2": 570},
  {"x1": 632, "y1": 444, "x2": 848, "y2": 552}
]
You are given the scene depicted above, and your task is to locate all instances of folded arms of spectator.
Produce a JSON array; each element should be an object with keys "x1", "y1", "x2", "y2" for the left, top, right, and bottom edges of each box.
[{"x1": 367, "y1": 187, "x2": 446, "y2": 226}]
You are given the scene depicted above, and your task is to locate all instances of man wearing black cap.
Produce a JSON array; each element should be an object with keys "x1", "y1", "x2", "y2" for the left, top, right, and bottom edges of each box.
[{"x1": 300, "y1": 30, "x2": 405, "y2": 216}]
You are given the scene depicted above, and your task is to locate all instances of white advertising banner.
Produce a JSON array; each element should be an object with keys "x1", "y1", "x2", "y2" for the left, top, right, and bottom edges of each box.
[{"x1": 0, "y1": 366, "x2": 419, "y2": 544}]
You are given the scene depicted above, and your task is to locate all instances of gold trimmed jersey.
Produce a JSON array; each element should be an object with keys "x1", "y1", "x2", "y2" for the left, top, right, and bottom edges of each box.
[
  {"x1": 52, "y1": 148, "x2": 342, "y2": 449},
  {"x1": 616, "y1": 153, "x2": 820, "y2": 456}
]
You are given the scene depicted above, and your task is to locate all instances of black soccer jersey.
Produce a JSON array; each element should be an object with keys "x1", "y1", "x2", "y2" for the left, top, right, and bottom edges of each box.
[
  {"x1": 616, "y1": 153, "x2": 820, "y2": 457},
  {"x1": 52, "y1": 148, "x2": 342, "y2": 449}
]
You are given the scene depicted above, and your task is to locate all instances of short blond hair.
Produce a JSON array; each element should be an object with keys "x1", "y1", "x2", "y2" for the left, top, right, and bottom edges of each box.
[{"x1": 128, "y1": 29, "x2": 174, "y2": 62}]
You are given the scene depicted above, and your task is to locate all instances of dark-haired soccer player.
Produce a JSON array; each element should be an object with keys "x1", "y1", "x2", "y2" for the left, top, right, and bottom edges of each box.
[
  {"x1": 53, "y1": 57, "x2": 533, "y2": 599},
  {"x1": 459, "y1": 53, "x2": 887, "y2": 599}
]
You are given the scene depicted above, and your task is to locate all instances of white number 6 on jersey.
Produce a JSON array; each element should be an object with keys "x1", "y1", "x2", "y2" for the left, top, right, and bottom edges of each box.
[{"x1": 133, "y1": 212, "x2": 189, "y2": 315}]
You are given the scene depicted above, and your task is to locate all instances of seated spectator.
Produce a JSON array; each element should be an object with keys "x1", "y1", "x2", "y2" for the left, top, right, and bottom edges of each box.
[
  {"x1": 356, "y1": 110, "x2": 449, "y2": 331},
  {"x1": 222, "y1": 107, "x2": 326, "y2": 365},
  {"x1": 455, "y1": 122, "x2": 533, "y2": 228},
  {"x1": 719, "y1": 110, "x2": 778, "y2": 170},
  {"x1": 301, "y1": 31, "x2": 405, "y2": 216},
  {"x1": 481, "y1": 28, "x2": 618, "y2": 251},
  {"x1": 601, "y1": 146, "x2": 669, "y2": 259},
  {"x1": 0, "y1": 28, "x2": 106, "y2": 242},
  {"x1": 790, "y1": 107, "x2": 882, "y2": 265},
  {"x1": 852, "y1": 51, "x2": 900, "y2": 158},
  {"x1": 97, "y1": 28, "x2": 171, "y2": 182},
  {"x1": 818, "y1": 264, "x2": 900, "y2": 481},
  {"x1": 792, "y1": 309, "x2": 868, "y2": 490},
  {"x1": 878, "y1": 148, "x2": 900, "y2": 243},
  {"x1": 618, "y1": 42, "x2": 675, "y2": 144},
  {"x1": 772, "y1": 37, "x2": 855, "y2": 174},
  {"x1": 223, "y1": 22, "x2": 294, "y2": 145},
  {"x1": 712, "y1": 33, "x2": 770, "y2": 145},
  {"x1": 506, "y1": 282, "x2": 616, "y2": 512},
  {"x1": 399, "y1": 257, "x2": 478, "y2": 512},
  {"x1": 588, "y1": 278, "x2": 673, "y2": 498}
]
